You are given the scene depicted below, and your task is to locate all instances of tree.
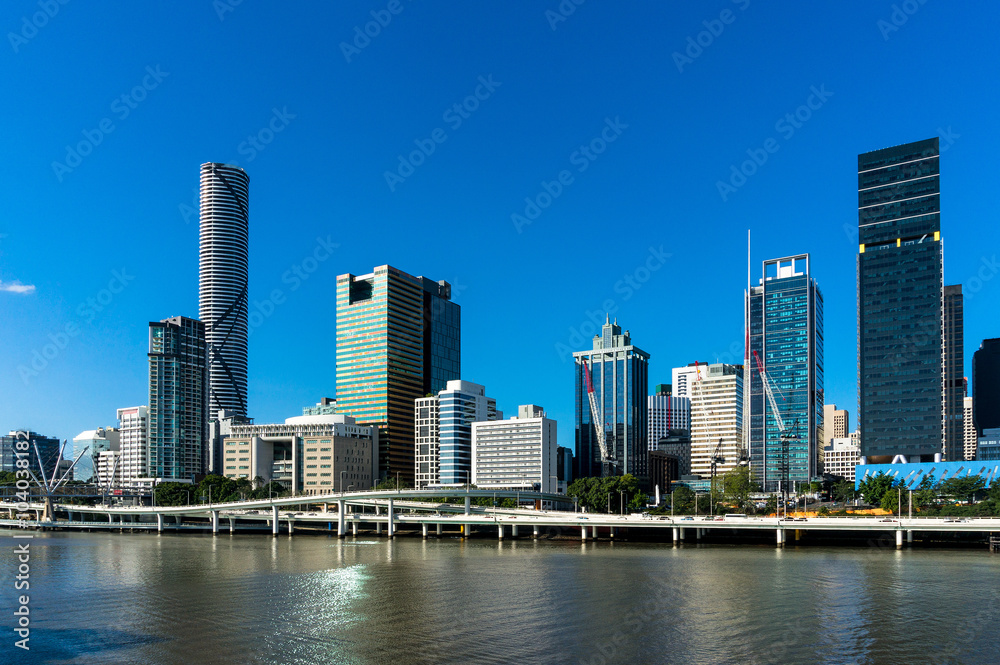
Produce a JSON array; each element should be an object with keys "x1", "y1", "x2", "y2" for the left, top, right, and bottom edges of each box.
[
  {"x1": 375, "y1": 476, "x2": 411, "y2": 491},
  {"x1": 938, "y1": 475, "x2": 986, "y2": 505},
  {"x1": 0, "y1": 471, "x2": 17, "y2": 486},
  {"x1": 670, "y1": 486, "x2": 695, "y2": 514},
  {"x1": 832, "y1": 479, "x2": 856, "y2": 506},
  {"x1": 720, "y1": 466, "x2": 760, "y2": 513},
  {"x1": 857, "y1": 472, "x2": 895, "y2": 507},
  {"x1": 154, "y1": 482, "x2": 194, "y2": 507},
  {"x1": 912, "y1": 475, "x2": 938, "y2": 508},
  {"x1": 567, "y1": 474, "x2": 643, "y2": 513},
  {"x1": 880, "y1": 483, "x2": 905, "y2": 514}
]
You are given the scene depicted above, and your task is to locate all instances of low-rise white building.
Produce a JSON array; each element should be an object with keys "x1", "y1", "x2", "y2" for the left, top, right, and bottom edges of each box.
[
  {"x1": 824, "y1": 435, "x2": 861, "y2": 481},
  {"x1": 472, "y1": 405, "x2": 557, "y2": 493}
]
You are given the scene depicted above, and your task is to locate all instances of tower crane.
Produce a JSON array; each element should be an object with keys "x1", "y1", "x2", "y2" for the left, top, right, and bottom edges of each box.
[
  {"x1": 753, "y1": 350, "x2": 799, "y2": 511},
  {"x1": 581, "y1": 357, "x2": 615, "y2": 477}
]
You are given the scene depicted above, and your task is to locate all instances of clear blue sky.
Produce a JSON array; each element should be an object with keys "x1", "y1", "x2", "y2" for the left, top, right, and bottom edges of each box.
[{"x1": 2, "y1": 1, "x2": 999, "y2": 451}]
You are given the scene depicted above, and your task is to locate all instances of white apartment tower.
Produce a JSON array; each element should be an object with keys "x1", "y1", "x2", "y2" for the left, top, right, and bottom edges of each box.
[
  {"x1": 689, "y1": 363, "x2": 744, "y2": 477},
  {"x1": 117, "y1": 406, "x2": 149, "y2": 483}
]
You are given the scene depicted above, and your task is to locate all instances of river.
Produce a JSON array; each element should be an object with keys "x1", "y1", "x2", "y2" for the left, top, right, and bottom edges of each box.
[{"x1": 2, "y1": 530, "x2": 998, "y2": 664}]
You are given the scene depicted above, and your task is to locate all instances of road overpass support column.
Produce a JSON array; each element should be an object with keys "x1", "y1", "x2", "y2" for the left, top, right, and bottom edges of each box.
[
  {"x1": 211, "y1": 511, "x2": 219, "y2": 534},
  {"x1": 337, "y1": 501, "x2": 346, "y2": 537},
  {"x1": 581, "y1": 526, "x2": 588, "y2": 541},
  {"x1": 896, "y1": 529, "x2": 903, "y2": 548},
  {"x1": 422, "y1": 523, "x2": 428, "y2": 538},
  {"x1": 436, "y1": 523, "x2": 442, "y2": 536},
  {"x1": 533, "y1": 525, "x2": 539, "y2": 539},
  {"x1": 377, "y1": 522, "x2": 382, "y2": 535},
  {"x1": 352, "y1": 520, "x2": 358, "y2": 536},
  {"x1": 696, "y1": 528, "x2": 702, "y2": 540},
  {"x1": 776, "y1": 528, "x2": 784, "y2": 546},
  {"x1": 108, "y1": 513, "x2": 113, "y2": 524},
  {"x1": 387, "y1": 499, "x2": 395, "y2": 538},
  {"x1": 591, "y1": 525, "x2": 598, "y2": 539},
  {"x1": 679, "y1": 527, "x2": 685, "y2": 541},
  {"x1": 907, "y1": 530, "x2": 913, "y2": 544},
  {"x1": 288, "y1": 520, "x2": 294, "y2": 536},
  {"x1": 157, "y1": 514, "x2": 163, "y2": 532},
  {"x1": 672, "y1": 527, "x2": 678, "y2": 543},
  {"x1": 498, "y1": 524, "x2": 504, "y2": 540},
  {"x1": 272, "y1": 506, "x2": 279, "y2": 536},
  {"x1": 512, "y1": 525, "x2": 518, "y2": 537},
  {"x1": 465, "y1": 496, "x2": 471, "y2": 515},
  {"x1": 228, "y1": 517, "x2": 235, "y2": 533}
]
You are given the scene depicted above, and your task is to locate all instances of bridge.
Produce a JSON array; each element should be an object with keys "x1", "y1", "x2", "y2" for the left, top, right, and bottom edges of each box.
[{"x1": 2, "y1": 488, "x2": 999, "y2": 549}]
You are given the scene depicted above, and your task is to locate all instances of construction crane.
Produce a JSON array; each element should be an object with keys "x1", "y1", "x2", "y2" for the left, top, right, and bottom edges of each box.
[
  {"x1": 754, "y1": 350, "x2": 800, "y2": 513},
  {"x1": 709, "y1": 437, "x2": 725, "y2": 514},
  {"x1": 581, "y1": 357, "x2": 615, "y2": 477},
  {"x1": 753, "y1": 351, "x2": 785, "y2": 433}
]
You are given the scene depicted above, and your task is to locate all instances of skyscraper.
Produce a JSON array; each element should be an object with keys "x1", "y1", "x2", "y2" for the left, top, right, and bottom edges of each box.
[
  {"x1": 973, "y1": 338, "x2": 1000, "y2": 436},
  {"x1": 336, "y1": 265, "x2": 460, "y2": 484},
  {"x1": 199, "y1": 162, "x2": 249, "y2": 422},
  {"x1": 573, "y1": 317, "x2": 649, "y2": 479},
  {"x1": 747, "y1": 254, "x2": 823, "y2": 491},
  {"x1": 858, "y1": 138, "x2": 943, "y2": 462},
  {"x1": 148, "y1": 316, "x2": 207, "y2": 481},
  {"x1": 942, "y1": 284, "x2": 965, "y2": 460},
  {"x1": 414, "y1": 380, "x2": 498, "y2": 488}
]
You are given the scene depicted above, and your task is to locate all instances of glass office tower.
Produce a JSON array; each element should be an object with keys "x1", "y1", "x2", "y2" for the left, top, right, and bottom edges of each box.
[
  {"x1": 942, "y1": 284, "x2": 965, "y2": 461},
  {"x1": 336, "y1": 266, "x2": 460, "y2": 484},
  {"x1": 573, "y1": 317, "x2": 649, "y2": 479},
  {"x1": 747, "y1": 255, "x2": 823, "y2": 492},
  {"x1": 858, "y1": 137, "x2": 943, "y2": 462},
  {"x1": 973, "y1": 339, "x2": 1000, "y2": 436},
  {"x1": 148, "y1": 316, "x2": 208, "y2": 481}
]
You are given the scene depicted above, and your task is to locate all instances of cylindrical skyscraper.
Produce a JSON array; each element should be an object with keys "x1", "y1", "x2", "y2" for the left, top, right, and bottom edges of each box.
[{"x1": 199, "y1": 162, "x2": 249, "y2": 419}]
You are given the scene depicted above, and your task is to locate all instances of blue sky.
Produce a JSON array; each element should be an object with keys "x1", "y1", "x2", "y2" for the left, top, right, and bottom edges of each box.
[{"x1": 2, "y1": 1, "x2": 998, "y2": 451}]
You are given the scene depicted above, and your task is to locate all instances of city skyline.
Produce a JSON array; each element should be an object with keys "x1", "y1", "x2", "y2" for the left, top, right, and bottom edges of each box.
[{"x1": 3, "y1": 4, "x2": 1000, "y2": 456}]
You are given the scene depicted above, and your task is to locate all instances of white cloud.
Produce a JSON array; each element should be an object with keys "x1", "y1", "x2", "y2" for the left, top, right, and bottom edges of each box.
[{"x1": 0, "y1": 281, "x2": 36, "y2": 294}]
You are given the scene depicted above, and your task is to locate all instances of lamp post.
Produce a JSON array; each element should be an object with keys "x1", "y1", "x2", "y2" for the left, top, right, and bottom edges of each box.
[
  {"x1": 340, "y1": 470, "x2": 346, "y2": 494},
  {"x1": 620, "y1": 490, "x2": 624, "y2": 516},
  {"x1": 671, "y1": 490, "x2": 674, "y2": 519},
  {"x1": 396, "y1": 471, "x2": 400, "y2": 492},
  {"x1": 185, "y1": 490, "x2": 190, "y2": 506},
  {"x1": 607, "y1": 492, "x2": 611, "y2": 515},
  {"x1": 695, "y1": 492, "x2": 699, "y2": 517}
]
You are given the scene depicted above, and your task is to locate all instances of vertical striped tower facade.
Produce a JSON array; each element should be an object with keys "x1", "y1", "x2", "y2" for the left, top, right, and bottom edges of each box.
[{"x1": 199, "y1": 163, "x2": 249, "y2": 420}]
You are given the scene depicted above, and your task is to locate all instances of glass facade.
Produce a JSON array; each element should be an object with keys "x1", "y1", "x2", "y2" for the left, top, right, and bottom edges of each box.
[
  {"x1": 336, "y1": 266, "x2": 460, "y2": 484},
  {"x1": 148, "y1": 316, "x2": 207, "y2": 480},
  {"x1": 942, "y1": 284, "x2": 964, "y2": 461},
  {"x1": 573, "y1": 318, "x2": 649, "y2": 479},
  {"x1": 747, "y1": 255, "x2": 823, "y2": 492},
  {"x1": 858, "y1": 138, "x2": 942, "y2": 460},
  {"x1": 973, "y1": 339, "x2": 1000, "y2": 436}
]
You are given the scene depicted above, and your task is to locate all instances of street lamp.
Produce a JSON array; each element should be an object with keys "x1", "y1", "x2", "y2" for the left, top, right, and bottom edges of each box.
[
  {"x1": 340, "y1": 470, "x2": 347, "y2": 494},
  {"x1": 607, "y1": 492, "x2": 611, "y2": 514},
  {"x1": 396, "y1": 471, "x2": 400, "y2": 493},
  {"x1": 185, "y1": 490, "x2": 190, "y2": 506},
  {"x1": 620, "y1": 490, "x2": 624, "y2": 516}
]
